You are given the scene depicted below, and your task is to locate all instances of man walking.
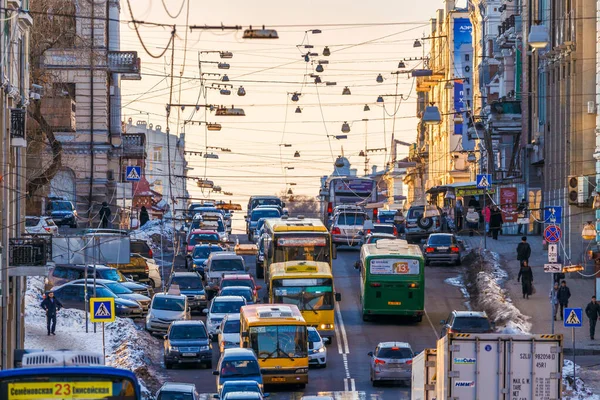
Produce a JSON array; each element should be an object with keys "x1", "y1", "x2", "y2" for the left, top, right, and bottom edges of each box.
[
  {"x1": 517, "y1": 198, "x2": 527, "y2": 234},
  {"x1": 585, "y1": 296, "x2": 600, "y2": 340},
  {"x1": 557, "y1": 280, "x2": 571, "y2": 320},
  {"x1": 516, "y1": 236, "x2": 531, "y2": 268},
  {"x1": 99, "y1": 201, "x2": 111, "y2": 229},
  {"x1": 490, "y1": 205, "x2": 503, "y2": 240},
  {"x1": 40, "y1": 292, "x2": 63, "y2": 336},
  {"x1": 549, "y1": 282, "x2": 559, "y2": 321}
]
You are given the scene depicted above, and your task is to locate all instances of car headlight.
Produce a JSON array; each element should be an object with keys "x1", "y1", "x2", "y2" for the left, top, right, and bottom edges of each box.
[
  {"x1": 195, "y1": 295, "x2": 206, "y2": 300},
  {"x1": 318, "y1": 347, "x2": 326, "y2": 353},
  {"x1": 295, "y1": 368, "x2": 308, "y2": 374},
  {"x1": 170, "y1": 346, "x2": 179, "y2": 352},
  {"x1": 223, "y1": 341, "x2": 236, "y2": 347},
  {"x1": 199, "y1": 345, "x2": 210, "y2": 351},
  {"x1": 116, "y1": 303, "x2": 125, "y2": 309},
  {"x1": 320, "y1": 324, "x2": 334, "y2": 329}
]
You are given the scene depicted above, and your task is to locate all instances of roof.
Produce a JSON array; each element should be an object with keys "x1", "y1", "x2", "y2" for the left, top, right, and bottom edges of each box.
[
  {"x1": 222, "y1": 348, "x2": 257, "y2": 358},
  {"x1": 222, "y1": 274, "x2": 252, "y2": 280},
  {"x1": 209, "y1": 253, "x2": 243, "y2": 261},
  {"x1": 194, "y1": 243, "x2": 224, "y2": 248},
  {"x1": 213, "y1": 295, "x2": 246, "y2": 302},
  {"x1": 154, "y1": 293, "x2": 187, "y2": 299},
  {"x1": 361, "y1": 239, "x2": 422, "y2": 257},
  {"x1": 270, "y1": 261, "x2": 332, "y2": 279},
  {"x1": 453, "y1": 310, "x2": 488, "y2": 318},
  {"x1": 223, "y1": 393, "x2": 262, "y2": 400},
  {"x1": 378, "y1": 341, "x2": 412, "y2": 349},
  {"x1": 241, "y1": 304, "x2": 305, "y2": 325},
  {"x1": 0, "y1": 366, "x2": 138, "y2": 382},
  {"x1": 249, "y1": 195, "x2": 281, "y2": 200},
  {"x1": 70, "y1": 279, "x2": 119, "y2": 285},
  {"x1": 264, "y1": 217, "x2": 328, "y2": 232},
  {"x1": 159, "y1": 383, "x2": 196, "y2": 393},
  {"x1": 171, "y1": 320, "x2": 206, "y2": 328},
  {"x1": 221, "y1": 380, "x2": 260, "y2": 387}
]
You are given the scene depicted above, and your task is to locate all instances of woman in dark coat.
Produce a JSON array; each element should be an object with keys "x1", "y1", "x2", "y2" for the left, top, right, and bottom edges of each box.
[
  {"x1": 517, "y1": 261, "x2": 534, "y2": 299},
  {"x1": 489, "y1": 205, "x2": 503, "y2": 240},
  {"x1": 139, "y1": 206, "x2": 149, "y2": 227}
]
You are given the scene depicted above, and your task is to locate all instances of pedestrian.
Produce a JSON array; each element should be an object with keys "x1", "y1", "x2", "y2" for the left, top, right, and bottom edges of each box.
[
  {"x1": 557, "y1": 280, "x2": 571, "y2": 320},
  {"x1": 99, "y1": 201, "x2": 111, "y2": 229},
  {"x1": 490, "y1": 205, "x2": 503, "y2": 240},
  {"x1": 455, "y1": 200, "x2": 464, "y2": 231},
  {"x1": 517, "y1": 261, "x2": 534, "y2": 299},
  {"x1": 549, "y1": 282, "x2": 559, "y2": 321},
  {"x1": 139, "y1": 206, "x2": 149, "y2": 227},
  {"x1": 484, "y1": 205, "x2": 491, "y2": 237},
  {"x1": 465, "y1": 207, "x2": 479, "y2": 237},
  {"x1": 516, "y1": 236, "x2": 531, "y2": 267},
  {"x1": 585, "y1": 295, "x2": 600, "y2": 340},
  {"x1": 517, "y1": 198, "x2": 527, "y2": 234},
  {"x1": 40, "y1": 291, "x2": 63, "y2": 336}
]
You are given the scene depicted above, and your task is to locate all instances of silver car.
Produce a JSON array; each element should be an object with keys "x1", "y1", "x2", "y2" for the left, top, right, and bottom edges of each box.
[
  {"x1": 330, "y1": 211, "x2": 368, "y2": 247},
  {"x1": 368, "y1": 341, "x2": 413, "y2": 386},
  {"x1": 146, "y1": 294, "x2": 190, "y2": 334},
  {"x1": 205, "y1": 253, "x2": 248, "y2": 297}
]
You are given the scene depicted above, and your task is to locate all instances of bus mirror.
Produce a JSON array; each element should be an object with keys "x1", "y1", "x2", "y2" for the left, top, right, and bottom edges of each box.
[
  {"x1": 354, "y1": 261, "x2": 360, "y2": 270},
  {"x1": 335, "y1": 292, "x2": 342, "y2": 302},
  {"x1": 281, "y1": 202, "x2": 286, "y2": 208},
  {"x1": 212, "y1": 370, "x2": 220, "y2": 376},
  {"x1": 241, "y1": 331, "x2": 249, "y2": 339}
]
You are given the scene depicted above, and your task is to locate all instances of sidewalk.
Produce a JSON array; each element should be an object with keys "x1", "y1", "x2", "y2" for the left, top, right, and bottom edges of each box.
[{"x1": 463, "y1": 233, "x2": 600, "y2": 355}]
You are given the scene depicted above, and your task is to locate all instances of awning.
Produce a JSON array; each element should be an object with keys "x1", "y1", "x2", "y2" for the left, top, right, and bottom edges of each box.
[{"x1": 427, "y1": 181, "x2": 496, "y2": 197}]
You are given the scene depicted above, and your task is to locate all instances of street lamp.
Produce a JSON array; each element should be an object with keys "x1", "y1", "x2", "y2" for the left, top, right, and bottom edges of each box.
[
  {"x1": 363, "y1": 104, "x2": 370, "y2": 112},
  {"x1": 413, "y1": 39, "x2": 422, "y2": 48},
  {"x1": 342, "y1": 86, "x2": 351, "y2": 95},
  {"x1": 341, "y1": 122, "x2": 350, "y2": 133},
  {"x1": 528, "y1": 23, "x2": 549, "y2": 49},
  {"x1": 291, "y1": 92, "x2": 301, "y2": 102},
  {"x1": 316, "y1": 64, "x2": 324, "y2": 73},
  {"x1": 376, "y1": 96, "x2": 384, "y2": 103},
  {"x1": 376, "y1": 74, "x2": 384, "y2": 83},
  {"x1": 422, "y1": 104, "x2": 442, "y2": 125},
  {"x1": 295, "y1": 106, "x2": 302, "y2": 114},
  {"x1": 237, "y1": 86, "x2": 246, "y2": 96},
  {"x1": 323, "y1": 46, "x2": 331, "y2": 56},
  {"x1": 397, "y1": 61, "x2": 406, "y2": 68},
  {"x1": 582, "y1": 222, "x2": 596, "y2": 241},
  {"x1": 294, "y1": 151, "x2": 300, "y2": 158}
]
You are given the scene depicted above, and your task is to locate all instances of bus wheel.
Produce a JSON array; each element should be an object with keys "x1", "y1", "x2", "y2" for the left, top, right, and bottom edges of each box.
[
  {"x1": 362, "y1": 313, "x2": 371, "y2": 322},
  {"x1": 414, "y1": 315, "x2": 423, "y2": 323},
  {"x1": 297, "y1": 383, "x2": 306, "y2": 389}
]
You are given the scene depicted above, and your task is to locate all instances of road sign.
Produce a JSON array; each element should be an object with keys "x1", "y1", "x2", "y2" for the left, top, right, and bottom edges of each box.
[
  {"x1": 544, "y1": 225, "x2": 562, "y2": 243},
  {"x1": 476, "y1": 174, "x2": 492, "y2": 189},
  {"x1": 125, "y1": 166, "x2": 141, "y2": 182},
  {"x1": 548, "y1": 243, "x2": 558, "y2": 263},
  {"x1": 544, "y1": 263, "x2": 562, "y2": 273},
  {"x1": 544, "y1": 207, "x2": 563, "y2": 224},
  {"x1": 90, "y1": 297, "x2": 115, "y2": 323},
  {"x1": 564, "y1": 308, "x2": 583, "y2": 328}
]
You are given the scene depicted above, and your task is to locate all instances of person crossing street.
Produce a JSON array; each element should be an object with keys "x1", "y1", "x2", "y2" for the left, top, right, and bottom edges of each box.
[
  {"x1": 40, "y1": 292, "x2": 63, "y2": 336},
  {"x1": 585, "y1": 296, "x2": 600, "y2": 340},
  {"x1": 556, "y1": 280, "x2": 571, "y2": 320}
]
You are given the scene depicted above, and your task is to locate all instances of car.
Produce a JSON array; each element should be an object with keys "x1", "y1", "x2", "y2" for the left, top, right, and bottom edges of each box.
[
  {"x1": 368, "y1": 342, "x2": 414, "y2": 386},
  {"x1": 222, "y1": 392, "x2": 265, "y2": 400},
  {"x1": 146, "y1": 294, "x2": 190, "y2": 334},
  {"x1": 218, "y1": 286, "x2": 254, "y2": 305},
  {"x1": 404, "y1": 204, "x2": 443, "y2": 244},
  {"x1": 51, "y1": 282, "x2": 143, "y2": 318},
  {"x1": 213, "y1": 348, "x2": 263, "y2": 394},
  {"x1": 144, "y1": 256, "x2": 163, "y2": 289},
  {"x1": 330, "y1": 211, "x2": 369, "y2": 246},
  {"x1": 156, "y1": 382, "x2": 200, "y2": 400},
  {"x1": 168, "y1": 272, "x2": 207, "y2": 312},
  {"x1": 219, "y1": 274, "x2": 260, "y2": 304},
  {"x1": 163, "y1": 320, "x2": 213, "y2": 369},
  {"x1": 252, "y1": 218, "x2": 268, "y2": 244},
  {"x1": 189, "y1": 244, "x2": 225, "y2": 276},
  {"x1": 247, "y1": 207, "x2": 281, "y2": 241},
  {"x1": 367, "y1": 223, "x2": 398, "y2": 237},
  {"x1": 307, "y1": 326, "x2": 327, "y2": 368},
  {"x1": 423, "y1": 233, "x2": 462, "y2": 266},
  {"x1": 25, "y1": 216, "x2": 58, "y2": 235},
  {"x1": 201, "y1": 213, "x2": 229, "y2": 243},
  {"x1": 255, "y1": 233, "x2": 267, "y2": 278},
  {"x1": 217, "y1": 313, "x2": 241, "y2": 353},
  {"x1": 363, "y1": 232, "x2": 397, "y2": 244},
  {"x1": 216, "y1": 380, "x2": 269, "y2": 400},
  {"x1": 205, "y1": 253, "x2": 248, "y2": 297},
  {"x1": 204, "y1": 296, "x2": 247, "y2": 338},
  {"x1": 130, "y1": 239, "x2": 153, "y2": 259},
  {"x1": 301, "y1": 397, "x2": 333, "y2": 400},
  {"x1": 440, "y1": 310, "x2": 494, "y2": 337},
  {"x1": 377, "y1": 209, "x2": 406, "y2": 235},
  {"x1": 69, "y1": 279, "x2": 151, "y2": 312},
  {"x1": 186, "y1": 230, "x2": 221, "y2": 254},
  {"x1": 45, "y1": 198, "x2": 78, "y2": 228}
]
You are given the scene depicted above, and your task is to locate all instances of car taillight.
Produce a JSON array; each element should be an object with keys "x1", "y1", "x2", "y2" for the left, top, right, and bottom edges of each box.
[
  {"x1": 374, "y1": 358, "x2": 386, "y2": 365},
  {"x1": 331, "y1": 227, "x2": 341, "y2": 235},
  {"x1": 436, "y1": 220, "x2": 440, "y2": 227},
  {"x1": 145, "y1": 264, "x2": 149, "y2": 274},
  {"x1": 365, "y1": 229, "x2": 371, "y2": 234},
  {"x1": 373, "y1": 208, "x2": 378, "y2": 219},
  {"x1": 148, "y1": 248, "x2": 153, "y2": 258},
  {"x1": 393, "y1": 227, "x2": 398, "y2": 236},
  {"x1": 450, "y1": 247, "x2": 460, "y2": 253},
  {"x1": 425, "y1": 247, "x2": 435, "y2": 253},
  {"x1": 44, "y1": 227, "x2": 51, "y2": 232},
  {"x1": 405, "y1": 359, "x2": 413, "y2": 365},
  {"x1": 370, "y1": 283, "x2": 381, "y2": 287},
  {"x1": 327, "y1": 202, "x2": 333, "y2": 214},
  {"x1": 376, "y1": 219, "x2": 380, "y2": 223},
  {"x1": 408, "y1": 283, "x2": 419, "y2": 288}
]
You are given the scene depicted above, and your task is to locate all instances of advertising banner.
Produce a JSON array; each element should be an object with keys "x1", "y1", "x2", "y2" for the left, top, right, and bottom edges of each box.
[
  {"x1": 500, "y1": 187, "x2": 518, "y2": 223},
  {"x1": 453, "y1": 18, "x2": 473, "y2": 135}
]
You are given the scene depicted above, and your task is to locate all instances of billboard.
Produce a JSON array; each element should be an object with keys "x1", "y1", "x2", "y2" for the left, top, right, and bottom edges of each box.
[
  {"x1": 453, "y1": 17, "x2": 473, "y2": 135},
  {"x1": 500, "y1": 187, "x2": 518, "y2": 223}
]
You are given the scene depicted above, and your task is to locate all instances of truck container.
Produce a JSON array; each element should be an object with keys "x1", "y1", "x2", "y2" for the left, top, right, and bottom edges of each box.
[
  {"x1": 436, "y1": 333, "x2": 562, "y2": 400},
  {"x1": 411, "y1": 348, "x2": 437, "y2": 400}
]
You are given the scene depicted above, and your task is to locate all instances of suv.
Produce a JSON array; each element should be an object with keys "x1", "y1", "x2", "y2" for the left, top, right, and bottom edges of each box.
[
  {"x1": 146, "y1": 294, "x2": 190, "y2": 334},
  {"x1": 219, "y1": 274, "x2": 260, "y2": 304},
  {"x1": 214, "y1": 348, "x2": 263, "y2": 394},
  {"x1": 330, "y1": 211, "x2": 368, "y2": 247},
  {"x1": 205, "y1": 253, "x2": 248, "y2": 298},
  {"x1": 156, "y1": 383, "x2": 200, "y2": 400},
  {"x1": 189, "y1": 244, "x2": 225, "y2": 276},
  {"x1": 46, "y1": 198, "x2": 78, "y2": 228},
  {"x1": 423, "y1": 233, "x2": 461, "y2": 266},
  {"x1": 130, "y1": 239, "x2": 153, "y2": 259},
  {"x1": 440, "y1": 310, "x2": 494, "y2": 337},
  {"x1": 404, "y1": 205, "x2": 443, "y2": 244},
  {"x1": 204, "y1": 296, "x2": 247, "y2": 337},
  {"x1": 163, "y1": 320, "x2": 212, "y2": 369},
  {"x1": 247, "y1": 208, "x2": 281, "y2": 241},
  {"x1": 368, "y1": 341, "x2": 413, "y2": 386},
  {"x1": 168, "y1": 272, "x2": 207, "y2": 312}
]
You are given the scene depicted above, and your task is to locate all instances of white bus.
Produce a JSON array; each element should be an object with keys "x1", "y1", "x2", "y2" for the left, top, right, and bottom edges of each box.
[{"x1": 321, "y1": 177, "x2": 377, "y2": 225}]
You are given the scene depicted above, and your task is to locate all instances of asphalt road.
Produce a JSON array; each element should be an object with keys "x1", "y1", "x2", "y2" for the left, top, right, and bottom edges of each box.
[{"x1": 148, "y1": 235, "x2": 468, "y2": 399}]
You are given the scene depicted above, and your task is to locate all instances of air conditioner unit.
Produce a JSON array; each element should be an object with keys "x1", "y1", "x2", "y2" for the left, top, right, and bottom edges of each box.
[
  {"x1": 568, "y1": 175, "x2": 578, "y2": 205},
  {"x1": 577, "y1": 176, "x2": 594, "y2": 206},
  {"x1": 587, "y1": 101, "x2": 596, "y2": 114}
]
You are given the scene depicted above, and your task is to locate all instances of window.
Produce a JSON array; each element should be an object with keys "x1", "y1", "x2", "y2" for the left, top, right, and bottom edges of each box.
[
  {"x1": 465, "y1": 54, "x2": 470, "y2": 62},
  {"x1": 153, "y1": 147, "x2": 163, "y2": 162}
]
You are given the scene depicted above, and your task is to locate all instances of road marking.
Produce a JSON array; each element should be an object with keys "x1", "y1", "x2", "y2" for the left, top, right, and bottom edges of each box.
[
  {"x1": 424, "y1": 308, "x2": 440, "y2": 340},
  {"x1": 344, "y1": 377, "x2": 349, "y2": 392},
  {"x1": 334, "y1": 319, "x2": 344, "y2": 354},
  {"x1": 335, "y1": 302, "x2": 350, "y2": 354}
]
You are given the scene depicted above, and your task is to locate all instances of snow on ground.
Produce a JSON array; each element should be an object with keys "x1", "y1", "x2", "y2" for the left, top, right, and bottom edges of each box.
[
  {"x1": 444, "y1": 275, "x2": 471, "y2": 310},
  {"x1": 130, "y1": 219, "x2": 175, "y2": 251},
  {"x1": 25, "y1": 276, "x2": 162, "y2": 398},
  {"x1": 562, "y1": 359, "x2": 600, "y2": 400}
]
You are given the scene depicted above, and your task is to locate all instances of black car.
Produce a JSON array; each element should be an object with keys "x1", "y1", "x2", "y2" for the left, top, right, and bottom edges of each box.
[
  {"x1": 46, "y1": 199, "x2": 77, "y2": 228},
  {"x1": 51, "y1": 282, "x2": 143, "y2": 318},
  {"x1": 169, "y1": 272, "x2": 207, "y2": 311},
  {"x1": 130, "y1": 239, "x2": 153, "y2": 259},
  {"x1": 423, "y1": 233, "x2": 462, "y2": 266},
  {"x1": 164, "y1": 320, "x2": 212, "y2": 369},
  {"x1": 440, "y1": 310, "x2": 494, "y2": 337}
]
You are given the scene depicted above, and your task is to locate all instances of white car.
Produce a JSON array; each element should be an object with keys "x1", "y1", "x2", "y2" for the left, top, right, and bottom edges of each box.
[
  {"x1": 25, "y1": 216, "x2": 58, "y2": 235},
  {"x1": 307, "y1": 326, "x2": 327, "y2": 368},
  {"x1": 203, "y1": 295, "x2": 246, "y2": 338},
  {"x1": 143, "y1": 256, "x2": 163, "y2": 289},
  {"x1": 217, "y1": 313, "x2": 241, "y2": 352}
]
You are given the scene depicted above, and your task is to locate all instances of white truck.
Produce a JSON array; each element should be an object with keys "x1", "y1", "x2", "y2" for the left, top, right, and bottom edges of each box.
[
  {"x1": 411, "y1": 348, "x2": 437, "y2": 400},
  {"x1": 435, "y1": 333, "x2": 562, "y2": 400}
]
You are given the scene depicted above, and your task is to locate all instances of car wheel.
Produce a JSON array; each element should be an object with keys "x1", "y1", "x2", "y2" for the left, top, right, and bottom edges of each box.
[
  {"x1": 148, "y1": 278, "x2": 156, "y2": 288},
  {"x1": 322, "y1": 362, "x2": 327, "y2": 368},
  {"x1": 297, "y1": 383, "x2": 306, "y2": 389},
  {"x1": 362, "y1": 313, "x2": 371, "y2": 322},
  {"x1": 248, "y1": 233, "x2": 253, "y2": 241},
  {"x1": 205, "y1": 361, "x2": 212, "y2": 369},
  {"x1": 70, "y1": 222, "x2": 77, "y2": 228},
  {"x1": 425, "y1": 259, "x2": 430, "y2": 266},
  {"x1": 164, "y1": 360, "x2": 173, "y2": 369}
]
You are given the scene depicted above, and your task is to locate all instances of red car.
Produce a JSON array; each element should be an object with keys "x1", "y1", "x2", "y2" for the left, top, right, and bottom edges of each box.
[
  {"x1": 186, "y1": 229, "x2": 220, "y2": 254},
  {"x1": 219, "y1": 274, "x2": 261, "y2": 304}
]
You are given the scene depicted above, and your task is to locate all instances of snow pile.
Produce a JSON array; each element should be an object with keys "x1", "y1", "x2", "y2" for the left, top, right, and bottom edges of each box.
[
  {"x1": 562, "y1": 359, "x2": 600, "y2": 400},
  {"x1": 130, "y1": 219, "x2": 175, "y2": 251},
  {"x1": 444, "y1": 275, "x2": 471, "y2": 310},
  {"x1": 25, "y1": 277, "x2": 162, "y2": 397}
]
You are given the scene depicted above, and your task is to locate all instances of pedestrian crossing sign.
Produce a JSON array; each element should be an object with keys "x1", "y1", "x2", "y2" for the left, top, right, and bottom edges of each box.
[
  {"x1": 564, "y1": 307, "x2": 583, "y2": 328},
  {"x1": 476, "y1": 174, "x2": 492, "y2": 189},
  {"x1": 90, "y1": 297, "x2": 115, "y2": 323},
  {"x1": 125, "y1": 166, "x2": 141, "y2": 182}
]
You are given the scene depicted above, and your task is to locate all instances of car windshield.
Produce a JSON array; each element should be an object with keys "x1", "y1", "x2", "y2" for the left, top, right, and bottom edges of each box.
[
  {"x1": 452, "y1": 316, "x2": 492, "y2": 331},
  {"x1": 428, "y1": 235, "x2": 453, "y2": 245},
  {"x1": 153, "y1": 297, "x2": 185, "y2": 311},
  {"x1": 221, "y1": 383, "x2": 260, "y2": 397},
  {"x1": 223, "y1": 319, "x2": 242, "y2": 334},
  {"x1": 211, "y1": 300, "x2": 245, "y2": 314},
  {"x1": 407, "y1": 207, "x2": 424, "y2": 219},
  {"x1": 373, "y1": 224, "x2": 395, "y2": 234},
  {"x1": 307, "y1": 329, "x2": 320, "y2": 343},
  {"x1": 377, "y1": 347, "x2": 412, "y2": 359},
  {"x1": 171, "y1": 276, "x2": 203, "y2": 290},
  {"x1": 249, "y1": 325, "x2": 308, "y2": 359},
  {"x1": 251, "y1": 209, "x2": 280, "y2": 221},
  {"x1": 251, "y1": 198, "x2": 281, "y2": 209},
  {"x1": 336, "y1": 213, "x2": 366, "y2": 226},
  {"x1": 220, "y1": 359, "x2": 260, "y2": 378},
  {"x1": 170, "y1": 325, "x2": 207, "y2": 340},
  {"x1": 92, "y1": 287, "x2": 117, "y2": 298},
  {"x1": 221, "y1": 279, "x2": 253, "y2": 289},
  {"x1": 158, "y1": 391, "x2": 194, "y2": 400},
  {"x1": 25, "y1": 218, "x2": 39, "y2": 227},
  {"x1": 104, "y1": 282, "x2": 132, "y2": 295},
  {"x1": 221, "y1": 288, "x2": 252, "y2": 302},
  {"x1": 97, "y1": 268, "x2": 122, "y2": 282},
  {"x1": 49, "y1": 201, "x2": 73, "y2": 211},
  {"x1": 193, "y1": 245, "x2": 223, "y2": 259},
  {"x1": 189, "y1": 233, "x2": 219, "y2": 245},
  {"x1": 211, "y1": 259, "x2": 244, "y2": 272}
]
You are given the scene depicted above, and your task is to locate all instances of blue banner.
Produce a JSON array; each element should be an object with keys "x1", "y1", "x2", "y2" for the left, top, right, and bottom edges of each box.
[{"x1": 453, "y1": 18, "x2": 472, "y2": 135}]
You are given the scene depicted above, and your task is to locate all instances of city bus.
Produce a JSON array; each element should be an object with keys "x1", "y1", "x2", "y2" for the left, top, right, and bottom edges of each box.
[
  {"x1": 0, "y1": 352, "x2": 141, "y2": 400},
  {"x1": 358, "y1": 239, "x2": 425, "y2": 322},
  {"x1": 239, "y1": 304, "x2": 308, "y2": 387},
  {"x1": 269, "y1": 261, "x2": 341, "y2": 340},
  {"x1": 258, "y1": 217, "x2": 335, "y2": 282},
  {"x1": 320, "y1": 176, "x2": 377, "y2": 224}
]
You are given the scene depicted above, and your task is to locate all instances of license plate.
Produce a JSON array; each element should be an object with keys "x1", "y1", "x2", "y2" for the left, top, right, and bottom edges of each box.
[
  {"x1": 437, "y1": 246, "x2": 449, "y2": 250},
  {"x1": 271, "y1": 378, "x2": 286, "y2": 382},
  {"x1": 182, "y1": 353, "x2": 196, "y2": 357},
  {"x1": 388, "y1": 301, "x2": 402, "y2": 305}
]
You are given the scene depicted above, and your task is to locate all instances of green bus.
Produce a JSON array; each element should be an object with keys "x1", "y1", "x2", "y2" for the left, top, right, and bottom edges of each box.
[{"x1": 357, "y1": 239, "x2": 425, "y2": 322}]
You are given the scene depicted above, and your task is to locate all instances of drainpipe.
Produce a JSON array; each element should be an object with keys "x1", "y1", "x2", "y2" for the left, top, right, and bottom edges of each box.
[
  {"x1": 88, "y1": 2, "x2": 95, "y2": 226},
  {"x1": 594, "y1": 0, "x2": 600, "y2": 283}
]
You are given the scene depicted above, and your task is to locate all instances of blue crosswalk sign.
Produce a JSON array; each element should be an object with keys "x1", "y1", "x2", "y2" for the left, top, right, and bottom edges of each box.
[
  {"x1": 564, "y1": 307, "x2": 583, "y2": 328},
  {"x1": 476, "y1": 174, "x2": 492, "y2": 189},
  {"x1": 90, "y1": 298, "x2": 115, "y2": 323},
  {"x1": 125, "y1": 166, "x2": 141, "y2": 182},
  {"x1": 544, "y1": 207, "x2": 562, "y2": 224}
]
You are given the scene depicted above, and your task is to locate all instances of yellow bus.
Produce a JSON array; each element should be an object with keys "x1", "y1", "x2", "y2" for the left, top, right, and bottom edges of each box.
[
  {"x1": 258, "y1": 217, "x2": 335, "y2": 282},
  {"x1": 240, "y1": 304, "x2": 308, "y2": 387},
  {"x1": 269, "y1": 261, "x2": 341, "y2": 340}
]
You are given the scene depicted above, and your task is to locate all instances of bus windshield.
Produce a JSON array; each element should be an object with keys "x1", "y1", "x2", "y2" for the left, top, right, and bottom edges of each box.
[
  {"x1": 249, "y1": 325, "x2": 307, "y2": 359},
  {"x1": 274, "y1": 236, "x2": 330, "y2": 263},
  {"x1": 272, "y1": 279, "x2": 334, "y2": 311}
]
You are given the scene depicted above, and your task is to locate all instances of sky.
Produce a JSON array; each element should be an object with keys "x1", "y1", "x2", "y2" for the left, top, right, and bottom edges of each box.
[{"x1": 120, "y1": 0, "x2": 444, "y2": 210}]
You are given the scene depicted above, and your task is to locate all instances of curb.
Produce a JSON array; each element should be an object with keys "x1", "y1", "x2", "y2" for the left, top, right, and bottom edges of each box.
[{"x1": 563, "y1": 348, "x2": 600, "y2": 356}]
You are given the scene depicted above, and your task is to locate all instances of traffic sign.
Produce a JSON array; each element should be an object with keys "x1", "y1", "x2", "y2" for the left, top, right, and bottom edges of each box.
[
  {"x1": 125, "y1": 166, "x2": 141, "y2": 182},
  {"x1": 564, "y1": 308, "x2": 583, "y2": 328},
  {"x1": 476, "y1": 174, "x2": 492, "y2": 189},
  {"x1": 544, "y1": 225, "x2": 562, "y2": 243},
  {"x1": 544, "y1": 263, "x2": 562, "y2": 273},
  {"x1": 548, "y1": 243, "x2": 558, "y2": 263},
  {"x1": 90, "y1": 297, "x2": 115, "y2": 323},
  {"x1": 544, "y1": 207, "x2": 562, "y2": 224}
]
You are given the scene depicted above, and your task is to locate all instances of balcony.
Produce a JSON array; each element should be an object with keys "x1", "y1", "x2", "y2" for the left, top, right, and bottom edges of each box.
[
  {"x1": 122, "y1": 133, "x2": 146, "y2": 159},
  {"x1": 40, "y1": 97, "x2": 76, "y2": 132},
  {"x1": 108, "y1": 51, "x2": 142, "y2": 80},
  {"x1": 487, "y1": 101, "x2": 522, "y2": 137}
]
